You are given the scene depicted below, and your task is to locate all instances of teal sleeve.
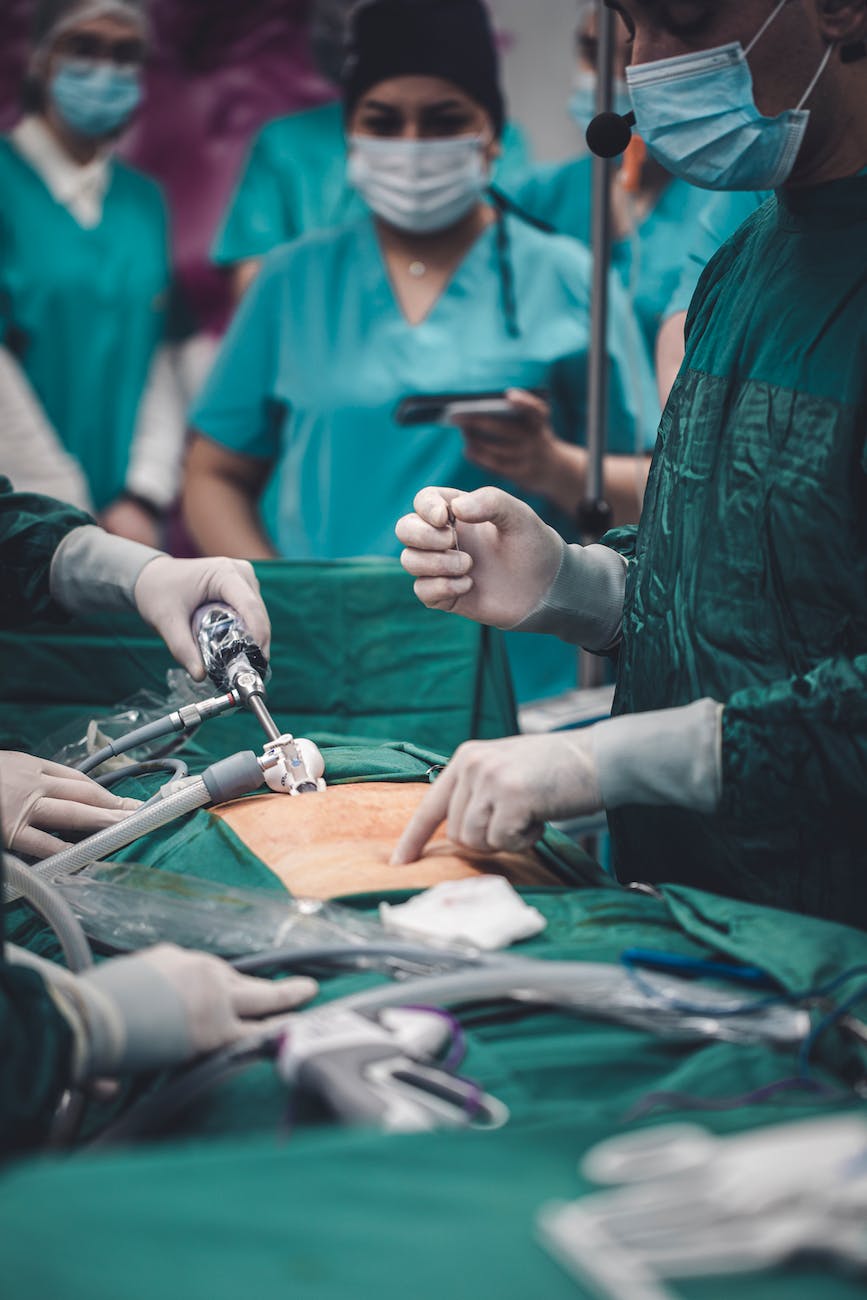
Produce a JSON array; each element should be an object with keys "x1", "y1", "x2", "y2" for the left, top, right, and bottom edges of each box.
[
  {"x1": 491, "y1": 121, "x2": 533, "y2": 192},
  {"x1": 721, "y1": 652, "x2": 867, "y2": 828},
  {"x1": 189, "y1": 255, "x2": 284, "y2": 459},
  {"x1": 605, "y1": 270, "x2": 660, "y2": 454},
  {"x1": 600, "y1": 524, "x2": 638, "y2": 562},
  {"x1": 0, "y1": 963, "x2": 73, "y2": 1157},
  {"x1": 662, "y1": 191, "x2": 771, "y2": 322},
  {"x1": 0, "y1": 477, "x2": 93, "y2": 628},
  {"x1": 212, "y1": 130, "x2": 295, "y2": 267}
]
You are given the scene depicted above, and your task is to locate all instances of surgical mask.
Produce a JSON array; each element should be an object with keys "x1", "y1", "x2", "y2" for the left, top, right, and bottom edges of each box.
[
  {"x1": 625, "y1": 0, "x2": 833, "y2": 190},
  {"x1": 347, "y1": 134, "x2": 488, "y2": 234},
  {"x1": 50, "y1": 58, "x2": 142, "y2": 138},
  {"x1": 568, "y1": 69, "x2": 632, "y2": 135}
]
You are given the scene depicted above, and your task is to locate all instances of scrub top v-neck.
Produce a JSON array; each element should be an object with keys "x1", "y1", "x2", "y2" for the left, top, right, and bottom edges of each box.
[{"x1": 192, "y1": 210, "x2": 657, "y2": 699}]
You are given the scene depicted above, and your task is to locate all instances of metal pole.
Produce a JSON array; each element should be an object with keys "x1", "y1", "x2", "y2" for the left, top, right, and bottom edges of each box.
[{"x1": 579, "y1": 0, "x2": 617, "y2": 690}]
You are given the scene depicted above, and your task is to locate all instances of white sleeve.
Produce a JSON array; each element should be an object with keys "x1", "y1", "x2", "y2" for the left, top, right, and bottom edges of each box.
[
  {"x1": 124, "y1": 345, "x2": 188, "y2": 510},
  {"x1": 0, "y1": 345, "x2": 94, "y2": 512}
]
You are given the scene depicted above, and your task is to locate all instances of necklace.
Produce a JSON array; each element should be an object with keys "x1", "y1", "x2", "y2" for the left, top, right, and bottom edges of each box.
[{"x1": 408, "y1": 259, "x2": 427, "y2": 278}]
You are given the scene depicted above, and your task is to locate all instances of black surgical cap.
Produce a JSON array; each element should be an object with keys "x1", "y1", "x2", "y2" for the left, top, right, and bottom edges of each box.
[{"x1": 342, "y1": 0, "x2": 506, "y2": 137}]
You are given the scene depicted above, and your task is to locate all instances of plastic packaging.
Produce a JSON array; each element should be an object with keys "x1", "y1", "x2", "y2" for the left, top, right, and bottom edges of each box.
[
  {"x1": 54, "y1": 862, "x2": 416, "y2": 959},
  {"x1": 41, "y1": 670, "x2": 215, "y2": 771}
]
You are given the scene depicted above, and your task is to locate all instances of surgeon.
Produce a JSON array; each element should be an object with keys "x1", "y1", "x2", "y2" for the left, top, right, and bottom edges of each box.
[
  {"x1": 0, "y1": 476, "x2": 270, "y2": 857},
  {"x1": 513, "y1": 1, "x2": 709, "y2": 377},
  {"x1": 0, "y1": 476, "x2": 316, "y2": 1154},
  {"x1": 185, "y1": 0, "x2": 658, "y2": 705},
  {"x1": 0, "y1": 0, "x2": 186, "y2": 543},
  {"x1": 212, "y1": 0, "x2": 533, "y2": 302},
  {"x1": 393, "y1": 0, "x2": 867, "y2": 930}
]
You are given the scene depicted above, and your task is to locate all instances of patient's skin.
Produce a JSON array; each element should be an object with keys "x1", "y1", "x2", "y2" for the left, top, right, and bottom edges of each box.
[{"x1": 212, "y1": 783, "x2": 561, "y2": 899}]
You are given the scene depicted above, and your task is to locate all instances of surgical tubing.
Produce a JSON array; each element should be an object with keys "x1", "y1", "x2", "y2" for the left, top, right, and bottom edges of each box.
[
  {"x1": 78, "y1": 715, "x2": 180, "y2": 774},
  {"x1": 77, "y1": 692, "x2": 237, "y2": 775},
  {"x1": 325, "y1": 962, "x2": 809, "y2": 1045},
  {"x1": 2, "y1": 751, "x2": 266, "y2": 904},
  {"x1": 2, "y1": 855, "x2": 93, "y2": 971}
]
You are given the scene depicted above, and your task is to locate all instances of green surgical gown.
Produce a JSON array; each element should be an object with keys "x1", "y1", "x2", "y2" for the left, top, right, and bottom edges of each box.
[
  {"x1": 605, "y1": 173, "x2": 867, "y2": 927},
  {"x1": 212, "y1": 100, "x2": 533, "y2": 266},
  {"x1": 0, "y1": 140, "x2": 171, "y2": 511},
  {"x1": 662, "y1": 189, "x2": 771, "y2": 321},
  {"x1": 513, "y1": 155, "x2": 709, "y2": 365},
  {"x1": 192, "y1": 211, "x2": 659, "y2": 702},
  {"x1": 0, "y1": 477, "x2": 90, "y2": 1154}
]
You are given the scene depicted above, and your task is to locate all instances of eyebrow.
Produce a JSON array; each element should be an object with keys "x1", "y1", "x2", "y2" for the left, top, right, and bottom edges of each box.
[{"x1": 604, "y1": 0, "x2": 718, "y2": 36}]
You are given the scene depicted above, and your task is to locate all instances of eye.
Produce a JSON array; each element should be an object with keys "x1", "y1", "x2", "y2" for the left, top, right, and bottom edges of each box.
[
  {"x1": 421, "y1": 111, "x2": 473, "y2": 137},
  {"x1": 357, "y1": 109, "x2": 403, "y2": 137}
]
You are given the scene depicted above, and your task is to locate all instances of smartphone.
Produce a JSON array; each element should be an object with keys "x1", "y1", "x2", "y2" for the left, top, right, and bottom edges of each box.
[{"x1": 394, "y1": 388, "x2": 548, "y2": 428}]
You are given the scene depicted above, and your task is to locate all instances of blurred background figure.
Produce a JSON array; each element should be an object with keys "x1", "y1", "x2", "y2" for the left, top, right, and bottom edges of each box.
[
  {"x1": 184, "y1": 0, "x2": 658, "y2": 703},
  {"x1": 212, "y1": 0, "x2": 533, "y2": 303},
  {"x1": 513, "y1": 0, "x2": 709, "y2": 383},
  {"x1": 0, "y1": 0, "x2": 187, "y2": 545}
]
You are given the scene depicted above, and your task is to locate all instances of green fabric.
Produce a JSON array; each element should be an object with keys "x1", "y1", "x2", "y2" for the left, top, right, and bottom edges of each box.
[
  {"x1": 0, "y1": 137, "x2": 170, "y2": 510},
  {"x1": 0, "y1": 961, "x2": 73, "y2": 1154},
  {"x1": 0, "y1": 557, "x2": 517, "y2": 758},
  {"x1": 662, "y1": 189, "x2": 770, "y2": 321},
  {"x1": 0, "y1": 476, "x2": 91, "y2": 627},
  {"x1": 2, "y1": 884, "x2": 866, "y2": 1297},
  {"x1": 212, "y1": 100, "x2": 533, "y2": 265},
  {"x1": 514, "y1": 154, "x2": 707, "y2": 368},
  {"x1": 606, "y1": 175, "x2": 867, "y2": 928},
  {"x1": 193, "y1": 211, "x2": 657, "y2": 702}
]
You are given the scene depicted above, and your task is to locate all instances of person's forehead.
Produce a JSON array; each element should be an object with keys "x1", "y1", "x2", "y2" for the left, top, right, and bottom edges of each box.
[{"x1": 604, "y1": 0, "x2": 741, "y2": 28}]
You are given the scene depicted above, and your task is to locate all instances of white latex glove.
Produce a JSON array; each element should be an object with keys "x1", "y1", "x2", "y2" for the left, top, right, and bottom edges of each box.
[
  {"x1": 395, "y1": 486, "x2": 564, "y2": 629},
  {"x1": 0, "y1": 751, "x2": 139, "y2": 859},
  {"x1": 391, "y1": 731, "x2": 601, "y2": 863},
  {"x1": 72, "y1": 943, "x2": 318, "y2": 1079},
  {"x1": 134, "y1": 556, "x2": 272, "y2": 681}
]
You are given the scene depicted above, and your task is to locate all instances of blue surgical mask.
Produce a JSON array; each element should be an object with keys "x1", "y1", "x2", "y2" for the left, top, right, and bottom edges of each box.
[
  {"x1": 347, "y1": 134, "x2": 487, "y2": 234},
  {"x1": 568, "y1": 69, "x2": 632, "y2": 136},
  {"x1": 625, "y1": 0, "x2": 832, "y2": 190},
  {"x1": 50, "y1": 58, "x2": 142, "y2": 138}
]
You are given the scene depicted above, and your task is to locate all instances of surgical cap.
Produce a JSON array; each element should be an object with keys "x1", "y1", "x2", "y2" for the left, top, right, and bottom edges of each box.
[
  {"x1": 342, "y1": 0, "x2": 506, "y2": 138},
  {"x1": 32, "y1": 0, "x2": 150, "y2": 50}
]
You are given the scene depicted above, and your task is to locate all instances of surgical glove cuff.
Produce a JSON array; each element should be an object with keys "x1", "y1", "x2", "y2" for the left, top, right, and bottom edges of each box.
[
  {"x1": 592, "y1": 698, "x2": 723, "y2": 813},
  {"x1": 514, "y1": 543, "x2": 627, "y2": 652},
  {"x1": 77, "y1": 953, "x2": 190, "y2": 1076},
  {"x1": 50, "y1": 525, "x2": 164, "y2": 615}
]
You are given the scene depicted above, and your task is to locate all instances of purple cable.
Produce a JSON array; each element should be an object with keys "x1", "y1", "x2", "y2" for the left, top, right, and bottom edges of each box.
[
  {"x1": 625, "y1": 1074, "x2": 846, "y2": 1122},
  {"x1": 401, "y1": 1004, "x2": 467, "y2": 1072}
]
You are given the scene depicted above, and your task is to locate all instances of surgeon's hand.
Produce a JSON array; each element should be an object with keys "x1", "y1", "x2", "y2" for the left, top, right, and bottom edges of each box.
[
  {"x1": 391, "y1": 731, "x2": 602, "y2": 863},
  {"x1": 0, "y1": 751, "x2": 139, "y2": 859},
  {"x1": 455, "y1": 389, "x2": 579, "y2": 506},
  {"x1": 74, "y1": 943, "x2": 318, "y2": 1080},
  {"x1": 396, "y1": 485, "x2": 564, "y2": 629},
  {"x1": 134, "y1": 556, "x2": 272, "y2": 681}
]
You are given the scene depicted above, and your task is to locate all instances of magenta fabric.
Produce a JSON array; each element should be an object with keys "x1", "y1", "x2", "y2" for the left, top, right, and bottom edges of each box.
[{"x1": 0, "y1": 0, "x2": 336, "y2": 331}]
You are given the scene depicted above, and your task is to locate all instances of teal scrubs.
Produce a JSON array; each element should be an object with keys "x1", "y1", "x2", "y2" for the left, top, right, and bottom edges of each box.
[
  {"x1": 212, "y1": 100, "x2": 533, "y2": 266},
  {"x1": 663, "y1": 190, "x2": 771, "y2": 321},
  {"x1": 0, "y1": 139, "x2": 170, "y2": 512},
  {"x1": 605, "y1": 172, "x2": 867, "y2": 926},
  {"x1": 192, "y1": 211, "x2": 658, "y2": 702},
  {"x1": 513, "y1": 155, "x2": 709, "y2": 363}
]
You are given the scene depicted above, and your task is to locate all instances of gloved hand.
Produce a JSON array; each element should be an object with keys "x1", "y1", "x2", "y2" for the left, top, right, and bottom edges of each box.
[
  {"x1": 134, "y1": 556, "x2": 272, "y2": 681},
  {"x1": 391, "y1": 731, "x2": 601, "y2": 863},
  {"x1": 0, "y1": 751, "x2": 139, "y2": 859},
  {"x1": 395, "y1": 486, "x2": 564, "y2": 629},
  {"x1": 71, "y1": 943, "x2": 318, "y2": 1080}
]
